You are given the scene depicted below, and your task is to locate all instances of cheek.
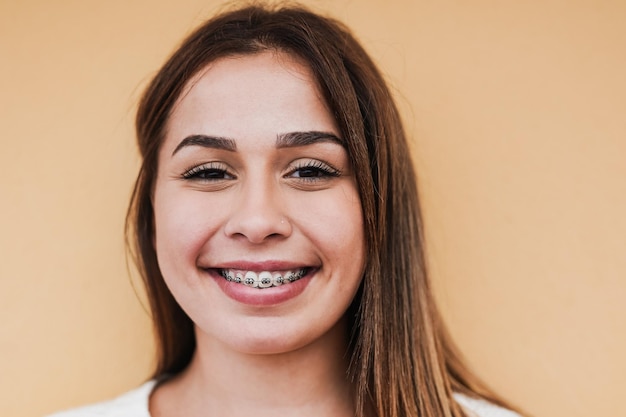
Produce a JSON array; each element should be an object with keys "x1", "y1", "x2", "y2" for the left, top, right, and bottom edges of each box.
[
  {"x1": 291, "y1": 184, "x2": 365, "y2": 269},
  {"x1": 153, "y1": 186, "x2": 223, "y2": 275}
]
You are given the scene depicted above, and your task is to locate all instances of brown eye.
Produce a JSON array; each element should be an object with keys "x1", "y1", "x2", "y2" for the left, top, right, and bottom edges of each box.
[
  {"x1": 287, "y1": 161, "x2": 340, "y2": 181},
  {"x1": 293, "y1": 167, "x2": 327, "y2": 178},
  {"x1": 182, "y1": 162, "x2": 235, "y2": 181}
]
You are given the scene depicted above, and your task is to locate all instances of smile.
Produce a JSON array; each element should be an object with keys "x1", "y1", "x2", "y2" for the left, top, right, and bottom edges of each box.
[{"x1": 220, "y1": 268, "x2": 308, "y2": 289}]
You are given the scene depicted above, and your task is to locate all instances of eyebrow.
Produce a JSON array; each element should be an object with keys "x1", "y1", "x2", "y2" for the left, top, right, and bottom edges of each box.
[
  {"x1": 172, "y1": 135, "x2": 236, "y2": 155},
  {"x1": 276, "y1": 131, "x2": 343, "y2": 148},
  {"x1": 172, "y1": 131, "x2": 343, "y2": 156}
]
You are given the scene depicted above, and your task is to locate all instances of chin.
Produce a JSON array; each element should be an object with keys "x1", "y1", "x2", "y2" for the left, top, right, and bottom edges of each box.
[{"x1": 195, "y1": 315, "x2": 347, "y2": 357}]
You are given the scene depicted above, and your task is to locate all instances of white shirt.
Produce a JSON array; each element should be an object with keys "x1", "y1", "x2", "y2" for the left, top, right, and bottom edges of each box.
[{"x1": 47, "y1": 380, "x2": 521, "y2": 417}]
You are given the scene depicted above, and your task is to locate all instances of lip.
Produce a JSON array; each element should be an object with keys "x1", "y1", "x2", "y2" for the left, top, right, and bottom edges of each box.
[
  {"x1": 202, "y1": 261, "x2": 317, "y2": 306},
  {"x1": 210, "y1": 260, "x2": 311, "y2": 271}
]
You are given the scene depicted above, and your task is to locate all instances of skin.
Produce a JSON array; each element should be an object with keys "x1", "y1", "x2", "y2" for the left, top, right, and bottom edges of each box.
[{"x1": 149, "y1": 51, "x2": 366, "y2": 417}]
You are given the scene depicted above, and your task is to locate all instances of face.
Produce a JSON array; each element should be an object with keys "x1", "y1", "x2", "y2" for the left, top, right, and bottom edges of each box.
[{"x1": 153, "y1": 51, "x2": 365, "y2": 355}]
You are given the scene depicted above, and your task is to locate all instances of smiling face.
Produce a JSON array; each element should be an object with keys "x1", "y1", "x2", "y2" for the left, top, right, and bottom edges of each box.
[{"x1": 152, "y1": 51, "x2": 366, "y2": 355}]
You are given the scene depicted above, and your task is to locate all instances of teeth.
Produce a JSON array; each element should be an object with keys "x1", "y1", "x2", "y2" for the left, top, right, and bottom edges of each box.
[
  {"x1": 272, "y1": 272, "x2": 284, "y2": 286},
  {"x1": 220, "y1": 268, "x2": 306, "y2": 289},
  {"x1": 244, "y1": 271, "x2": 259, "y2": 288},
  {"x1": 258, "y1": 271, "x2": 273, "y2": 288},
  {"x1": 221, "y1": 270, "x2": 234, "y2": 281}
]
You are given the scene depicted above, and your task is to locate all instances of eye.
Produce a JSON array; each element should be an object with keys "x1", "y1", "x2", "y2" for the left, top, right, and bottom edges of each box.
[
  {"x1": 182, "y1": 162, "x2": 235, "y2": 181},
  {"x1": 286, "y1": 160, "x2": 341, "y2": 181}
]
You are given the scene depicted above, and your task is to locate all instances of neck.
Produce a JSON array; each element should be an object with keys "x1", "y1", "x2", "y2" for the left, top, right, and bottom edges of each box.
[{"x1": 151, "y1": 319, "x2": 355, "y2": 417}]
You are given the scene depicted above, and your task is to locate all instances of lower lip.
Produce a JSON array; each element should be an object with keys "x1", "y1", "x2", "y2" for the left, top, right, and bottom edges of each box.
[{"x1": 210, "y1": 269, "x2": 314, "y2": 306}]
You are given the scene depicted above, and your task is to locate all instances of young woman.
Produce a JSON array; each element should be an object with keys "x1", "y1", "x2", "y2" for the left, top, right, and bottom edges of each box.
[{"x1": 51, "y1": 4, "x2": 522, "y2": 417}]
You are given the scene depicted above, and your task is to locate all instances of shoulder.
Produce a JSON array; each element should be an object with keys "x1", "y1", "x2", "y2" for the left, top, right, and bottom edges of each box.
[
  {"x1": 45, "y1": 380, "x2": 157, "y2": 417},
  {"x1": 454, "y1": 393, "x2": 522, "y2": 417}
]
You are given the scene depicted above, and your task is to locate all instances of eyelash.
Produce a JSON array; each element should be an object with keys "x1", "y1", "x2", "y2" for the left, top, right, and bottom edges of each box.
[
  {"x1": 181, "y1": 160, "x2": 341, "y2": 183},
  {"x1": 286, "y1": 160, "x2": 341, "y2": 181},
  {"x1": 181, "y1": 162, "x2": 233, "y2": 181}
]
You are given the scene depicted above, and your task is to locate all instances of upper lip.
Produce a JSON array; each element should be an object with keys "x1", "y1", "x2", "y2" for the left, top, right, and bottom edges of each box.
[{"x1": 203, "y1": 260, "x2": 313, "y2": 271}]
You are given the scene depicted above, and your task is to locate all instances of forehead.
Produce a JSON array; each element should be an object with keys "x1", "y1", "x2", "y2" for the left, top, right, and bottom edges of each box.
[
  {"x1": 163, "y1": 51, "x2": 337, "y2": 151},
  {"x1": 181, "y1": 50, "x2": 318, "y2": 94}
]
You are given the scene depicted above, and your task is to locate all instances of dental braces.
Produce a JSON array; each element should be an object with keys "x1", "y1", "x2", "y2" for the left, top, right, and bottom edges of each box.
[{"x1": 220, "y1": 269, "x2": 306, "y2": 288}]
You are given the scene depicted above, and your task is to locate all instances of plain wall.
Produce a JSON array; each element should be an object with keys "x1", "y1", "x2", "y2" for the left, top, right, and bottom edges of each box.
[{"x1": 1, "y1": 1, "x2": 624, "y2": 416}]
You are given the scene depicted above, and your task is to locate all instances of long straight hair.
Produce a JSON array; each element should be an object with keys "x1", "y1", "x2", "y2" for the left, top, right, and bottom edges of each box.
[{"x1": 127, "y1": 4, "x2": 516, "y2": 417}]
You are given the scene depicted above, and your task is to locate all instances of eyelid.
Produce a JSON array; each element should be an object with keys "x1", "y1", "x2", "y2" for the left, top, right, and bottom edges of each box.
[
  {"x1": 286, "y1": 159, "x2": 342, "y2": 179},
  {"x1": 181, "y1": 161, "x2": 234, "y2": 180}
]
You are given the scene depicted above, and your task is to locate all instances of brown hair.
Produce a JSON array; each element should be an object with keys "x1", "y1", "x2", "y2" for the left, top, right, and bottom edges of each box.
[{"x1": 127, "y1": 3, "x2": 517, "y2": 417}]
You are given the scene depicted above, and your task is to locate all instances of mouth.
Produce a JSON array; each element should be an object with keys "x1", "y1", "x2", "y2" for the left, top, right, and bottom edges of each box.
[{"x1": 219, "y1": 267, "x2": 309, "y2": 289}]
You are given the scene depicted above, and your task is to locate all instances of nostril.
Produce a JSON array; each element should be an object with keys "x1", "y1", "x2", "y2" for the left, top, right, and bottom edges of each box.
[{"x1": 224, "y1": 217, "x2": 292, "y2": 243}]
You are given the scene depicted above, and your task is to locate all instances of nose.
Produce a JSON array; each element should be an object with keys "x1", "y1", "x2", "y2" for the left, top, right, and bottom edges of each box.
[{"x1": 223, "y1": 178, "x2": 292, "y2": 244}]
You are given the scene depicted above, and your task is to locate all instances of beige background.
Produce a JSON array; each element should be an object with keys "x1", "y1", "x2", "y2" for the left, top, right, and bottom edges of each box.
[{"x1": 1, "y1": 1, "x2": 625, "y2": 416}]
